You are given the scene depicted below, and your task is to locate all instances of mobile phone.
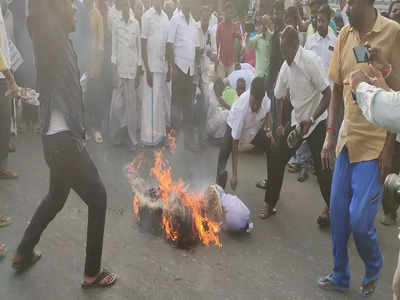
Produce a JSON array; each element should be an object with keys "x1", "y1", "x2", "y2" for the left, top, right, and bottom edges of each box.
[{"x1": 353, "y1": 46, "x2": 371, "y2": 63}]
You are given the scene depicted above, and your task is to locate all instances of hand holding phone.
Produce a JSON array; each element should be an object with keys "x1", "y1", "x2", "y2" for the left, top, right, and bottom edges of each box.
[{"x1": 353, "y1": 46, "x2": 371, "y2": 63}]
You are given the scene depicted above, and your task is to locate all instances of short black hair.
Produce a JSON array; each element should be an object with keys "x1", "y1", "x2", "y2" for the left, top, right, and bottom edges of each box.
[
  {"x1": 280, "y1": 25, "x2": 299, "y2": 48},
  {"x1": 318, "y1": 4, "x2": 331, "y2": 20},
  {"x1": 250, "y1": 77, "x2": 265, "y2": 101},
  {"x1": 224, "y1": 1, "x2": 233, "y2": 11},
  {"x1": 310, "y1": 0, "x2": 322, "y2": 8},
  {"x1": 285, "y1": 6, "x2": 298, "y2": 20},
  {"x1": 272, "y1": 0, "x2": 285, "y2": 13}
]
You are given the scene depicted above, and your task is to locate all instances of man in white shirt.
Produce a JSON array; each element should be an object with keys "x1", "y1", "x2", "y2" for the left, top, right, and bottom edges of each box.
[
  {"x1": 141, "y1": 0, "x2": 170, "y2": 146},
  {"x1": 261, "y1": 26, "x2": 332, "y2": 226},
  {"x1": 167, "y1": 0, "x2": 200, "y2": 151},
  {"x1": 304, "y1": 4, "x2": 337, "y2": 86},
  {"x1": 109, "y1": 0, "x2": 142, "y2": 151},
  {"x1": 216, "y1": 77, "x2": 271, "y2": 191},
  {"x1": 224, "y1": 63, "x2": 255, "y2": 91}
]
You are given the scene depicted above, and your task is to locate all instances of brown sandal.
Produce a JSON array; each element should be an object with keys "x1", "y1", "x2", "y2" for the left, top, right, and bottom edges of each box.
[
  {"x1": 12, "y1": 251, "x2": 42, "y2": 272},
  {"x1": 81, "y1": 269, "x2": 118, "y2": 289},
  {"x1": 259, "y1": 208, "x2": 277, "y2": 220},
  {"x1": 0, "y1": 243, "x2": 7, "y2": 258}
]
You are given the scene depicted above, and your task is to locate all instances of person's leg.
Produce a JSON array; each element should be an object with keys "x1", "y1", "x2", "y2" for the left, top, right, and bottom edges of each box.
[
  {"x1": 67, "y1": 141, "x2": 107, "y2": 278},
  {"x1": 126, "y1": 79, "x2": 139, "y2": 148},
  {"x1": 171, "y1": 65, "x2": 184, "y2": 132},
  {"x1": 216, "y1": 126, "x2": 233, "y2": 188},
  {"x1": 181, "y1": 73, "x2": 195, "y2": 148},
  {"x1": 0, "y1": 80, "x2": 13, "y2": 176},
  {"x1": 263, "y1": 131, "x2": 295, "y2": 214},
  {"x1": 16, "y1": 134, "x2": 71, "y2": 258},
  {"x1": 350, "y1": 159, "x2": 383, "y2": 292},
  {"x1": 307, "y1": 121, "x2": 332, "y2": 224},
  {"x1": 393, "y1": 251, "x2": 400, "y2": 300},
  {"x1": 319, "y1": 148, "x2": 352, "y2": 289}
]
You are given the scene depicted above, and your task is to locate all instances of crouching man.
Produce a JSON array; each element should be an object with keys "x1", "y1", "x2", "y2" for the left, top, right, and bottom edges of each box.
[{"x1": 215, "y1": 77, "x2": 271, "y2": 191}]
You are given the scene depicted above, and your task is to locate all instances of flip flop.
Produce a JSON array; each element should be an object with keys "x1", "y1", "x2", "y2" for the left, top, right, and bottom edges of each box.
[
  {"x1": 317, "y1": 274, "x2": 349, "y2": 292},
  {"x1": 0, "y1": 243, "x2": 7, "y2": 258},
  {"x1": 0, "y1": 216, "x2": 12, "y2": 227},
  {"x1": 360, "y1": 280, "x2": 378, "y2": 297},
  {"x1": 12, "y1": 251, "x2": 42, "y2": 273},
  {"x1": 81, "y1": 269, "x2": 118, "y2": 289},
  {"x1": 256, "y1": 179, "x2": 268, "y2": 190}
]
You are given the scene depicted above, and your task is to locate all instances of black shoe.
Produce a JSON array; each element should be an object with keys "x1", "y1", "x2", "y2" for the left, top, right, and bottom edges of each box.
[
  {"x1": 256, "y1": 179, "x2": 268, "y2": 190},
  {"x1": 317, "y1": 215, "x2": 330, "y2": 228},
  {"x1": 216, "y1": 171, "x2": 228, "y2": 189}
]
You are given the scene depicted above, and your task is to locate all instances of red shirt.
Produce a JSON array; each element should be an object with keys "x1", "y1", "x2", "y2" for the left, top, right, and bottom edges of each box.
[{"x1": 216, "y1": 20, "x2": 240, "y2": 67}]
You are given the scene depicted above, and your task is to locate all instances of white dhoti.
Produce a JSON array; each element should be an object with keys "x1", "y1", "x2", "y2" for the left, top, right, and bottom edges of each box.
[
  {"x1": 141, "y1": 72, "x2": 167, "y2": 146},
  {"x1": 207, "y1": 102, "x2": 229, "y2": 139},
  {"x1": 109, "y1": 78, "x2": 139, "y2": 146}
]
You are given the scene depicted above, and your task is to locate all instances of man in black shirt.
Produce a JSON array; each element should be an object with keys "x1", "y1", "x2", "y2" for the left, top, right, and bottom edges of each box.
[{"x1": 12, "y1": 0, "x2": 117, "y2": 288}]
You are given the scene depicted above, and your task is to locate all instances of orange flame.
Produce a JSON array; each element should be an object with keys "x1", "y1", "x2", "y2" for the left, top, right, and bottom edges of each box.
[
  {"x1": 133, "y1": 195, "x2": 140, "y2": 219},
  {"x1": 162, "y1": 216, "x2": 179, "y2": 242},
  {"x1": 150, "y1": 151, "x2": 222, "y2": 247}
]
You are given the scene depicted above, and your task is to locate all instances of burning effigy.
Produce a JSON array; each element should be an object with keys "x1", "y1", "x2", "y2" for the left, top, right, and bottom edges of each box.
[{"x1": 127, "y1": 147, "x2": 223, "y2": 249}]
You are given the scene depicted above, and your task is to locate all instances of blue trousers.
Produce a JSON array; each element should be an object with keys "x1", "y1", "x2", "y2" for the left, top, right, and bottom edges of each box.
[{"x1": 330, "y1": 148, "x2": 383, "y2": 287}]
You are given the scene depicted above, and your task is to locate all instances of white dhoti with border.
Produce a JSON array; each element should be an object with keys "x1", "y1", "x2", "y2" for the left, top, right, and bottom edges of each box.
[{"x1": 141, "y1": 72, "x2": 167, "y2": 146}]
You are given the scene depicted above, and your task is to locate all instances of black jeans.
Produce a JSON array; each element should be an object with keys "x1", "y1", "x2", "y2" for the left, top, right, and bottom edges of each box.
[
  {"x1": 86, "y1": 78, "x2": 106, "y2": 133},
  {"x1": 0, "y1": 80, "x2": 10, "y2": 166},
  {"x1": 382, "y1": 142, "x2": 400, "y2": 219},
  {"x1": 17, "y1": 132, "x2": 107, "y2": 277},
  {"x1": 264, "y1": 121, "x2": 332, "y2": 208},
  {"x1": 217, "y1": 125, "x2": 271, "y2": 177},
  {"x1": 171, "y1": 65, "x2": 195, "y2": 144}
]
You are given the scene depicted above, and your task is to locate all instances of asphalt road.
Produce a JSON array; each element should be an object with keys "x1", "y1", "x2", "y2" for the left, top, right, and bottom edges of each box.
[{"x1": 0, "y1": 132, "x2": 399, "y2": 300}]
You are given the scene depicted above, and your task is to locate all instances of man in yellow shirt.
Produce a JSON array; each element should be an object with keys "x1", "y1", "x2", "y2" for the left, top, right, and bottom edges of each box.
[{"x1": 318, "y1": 0, "x2": 400, "y2": 296}]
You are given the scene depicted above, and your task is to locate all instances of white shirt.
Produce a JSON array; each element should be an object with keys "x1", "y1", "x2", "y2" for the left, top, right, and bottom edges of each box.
[
  {"x1": 304, "y1": 31, "x2": 336, "y2": 85},
  {"x1": 0, "y1": 11, "x2": 10, "y2": 80},
  {"x1": 198, "y1": 24, "x2": 217, "y2": 82},
  {"x1": 227, "y1": 90, "x2": 271, "y2": 144},
  {"x1": 167, "y1": 13, "x2": 200, "y2": 76},
  {"x1": 141, "y1": 7, "x2": 169, "y2": 74},
  {"x1": 221, "y1": 193, "x2": 250, "y2": 231},
  {"x1": 46, "y1": 109, "x2": 69, "y2": 136},
  {"x1": 108, "y1": 5, "x2": 121, "y2": 30},
  {"x1": 209, "y1": 24, "x2": 218, "y2": 58},
  {"x1": 209, "y1": 12, "x2": 218, "y2": 30},
  {"x1": 224, "y1": 69, "x2": 255, "y2": 91},
  {"x1": 275, "y1": 47, "x2": 329, "y2": 138},
  {"x1": 111, "y1": 15, "x2": 142, "y2": 79},
  {"x1": 341, "y1": 4, "x2": 349, "y2": 26},
  {"x1": 240, "y1": 63, "x2": 255, "y2": 74}
]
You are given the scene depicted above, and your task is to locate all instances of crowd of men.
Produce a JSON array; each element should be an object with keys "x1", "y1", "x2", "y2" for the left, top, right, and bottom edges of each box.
[{"x1": 2, "y1": 0, "x2": 400, "y2": 297}]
